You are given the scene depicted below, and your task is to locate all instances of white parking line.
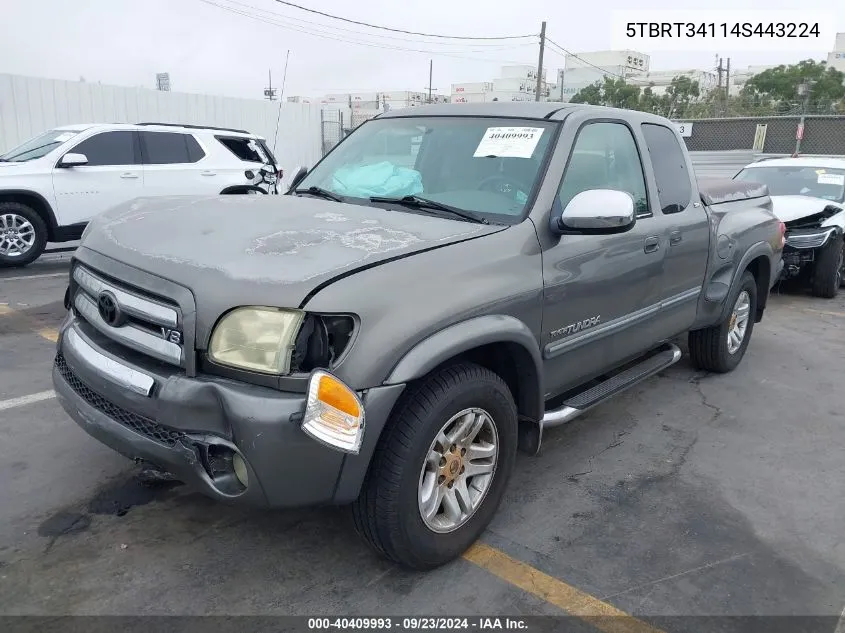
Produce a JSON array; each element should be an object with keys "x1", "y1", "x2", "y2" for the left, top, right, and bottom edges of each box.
[
  {"x1": 0, "y1": 390, "x2": 57, "y2": 411},
  {"x1": 0, "y1": 272, "x2": 68, "y2": 282}
]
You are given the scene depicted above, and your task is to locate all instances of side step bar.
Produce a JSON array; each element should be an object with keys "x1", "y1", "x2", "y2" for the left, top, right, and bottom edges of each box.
[{"x1": 519, "y1": 343, "x2": 682, "y2": 455}]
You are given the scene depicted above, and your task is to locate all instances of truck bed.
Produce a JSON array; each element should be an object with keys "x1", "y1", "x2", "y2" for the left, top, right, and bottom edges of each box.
[{"x1": 698, "y1": 179, "x2": 769, "y2": 206}]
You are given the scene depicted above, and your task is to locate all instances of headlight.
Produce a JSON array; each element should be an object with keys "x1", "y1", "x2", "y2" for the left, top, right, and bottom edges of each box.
[
  {"x1": 785, "y1": 228, "x2": 836, "y2": 250},
  {"x1": 208, "y1": 306, "x2": 305, "y2": 374},
  {"x1": 301, "y1": 370, "x2": 365, "y2": 454}
]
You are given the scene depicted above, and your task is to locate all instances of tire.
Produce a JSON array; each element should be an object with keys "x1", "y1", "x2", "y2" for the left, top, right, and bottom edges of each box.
[
  {"x1": 688, "y1": 270, "x2": 757, "y2": 373},
  {"x1": 0, "y1": 201, "x2": 48, "y2": 268},
  {"x1": 810, "y1": 237, "x2": 844, "y2": 298},
  {"x1": 352, "y1": 362, "x2": 518, "y2": 570}
]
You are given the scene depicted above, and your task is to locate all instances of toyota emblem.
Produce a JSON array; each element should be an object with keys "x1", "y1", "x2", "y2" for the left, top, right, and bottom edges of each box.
[{"x1": 97, "y1": 291, "x2": 123, "y2": 327}]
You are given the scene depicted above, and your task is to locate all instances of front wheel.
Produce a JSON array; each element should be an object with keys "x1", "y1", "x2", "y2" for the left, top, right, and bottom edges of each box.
[
  {"x1": 0, "y1": 201, "x2": 48, "y2": 268},
  {"x1": 810, "y1": 237, "x2": 844, "y2": 298},
  {"x1": 352, "y1": 363, "x2": 518, "y2": 570},
  {"x1": 688, "y1": 270, "x2": 757, "y2": 373}
]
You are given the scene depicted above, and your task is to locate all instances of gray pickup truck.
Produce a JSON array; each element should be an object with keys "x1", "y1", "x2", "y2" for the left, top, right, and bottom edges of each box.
[{"x1": 53, "y1": 103, "x2": 784, "y2": 570}]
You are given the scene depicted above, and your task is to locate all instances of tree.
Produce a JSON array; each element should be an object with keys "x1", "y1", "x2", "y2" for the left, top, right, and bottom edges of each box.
[
  {"x1": 570, "y1": 76, "x2": 640, "y2": 109},
  {"x1": 741, "y1": 59, "x2": 845, "y2": 113},
  {"x1": 660, "y1": 75, "x2": 700, "y2": 117}
]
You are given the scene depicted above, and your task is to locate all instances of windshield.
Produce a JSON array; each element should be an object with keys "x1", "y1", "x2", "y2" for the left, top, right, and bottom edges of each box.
[
  {"x1": 734, "y1": 165, "x2": 845, "y2": 203},
  {"x1": 296, "y1": 116, "x2": 557, "y2": 223},
  {"x1": 0, "y1": 129, "x2": 82, "y2": 162}
]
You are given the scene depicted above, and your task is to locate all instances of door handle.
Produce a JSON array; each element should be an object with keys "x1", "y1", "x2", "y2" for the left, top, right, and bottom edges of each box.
[
  {"x1": 644, "y1": 236, "x2": 660, "y2": 254},
  {"x1": 120, "y1": 172, "x2": 139, "y2": 179},
  {"x1": 670, "y1": 230, "x2": 683, "y2": 245},
  {"x1": 201, "y1": 170, "x2": 217, "y2": 176}
]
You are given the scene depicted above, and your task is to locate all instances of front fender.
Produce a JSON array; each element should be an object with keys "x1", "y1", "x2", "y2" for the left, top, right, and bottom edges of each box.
[{"x1": 385, "y1": 314, "x2": 541, "y2": 383}]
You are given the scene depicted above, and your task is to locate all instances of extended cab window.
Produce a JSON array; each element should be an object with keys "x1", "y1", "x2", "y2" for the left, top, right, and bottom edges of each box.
[
  {"x1": 641, "y1": 123, "x2": 692, "y2": 214},
  {"x1": 557, "y1": 122, "x2": 649, "y2": 215},
  {"x1": 141, "y1": 131, "x2": 204, "y2": 164},
  {"x1": 69, "y1": 131, "x2": 137, "y2": 166}
]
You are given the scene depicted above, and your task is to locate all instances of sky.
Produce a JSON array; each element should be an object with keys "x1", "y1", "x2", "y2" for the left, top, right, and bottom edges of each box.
[{"x1": 1, "y1": 0, "x2": 843, "y2": 100}]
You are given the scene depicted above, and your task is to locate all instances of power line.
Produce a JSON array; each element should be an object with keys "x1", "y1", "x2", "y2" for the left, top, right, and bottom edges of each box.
[
  {"x1": 198, "y1": 0, "x2": 536, "y2": 62},
  {"x1": 217, "y1": 0, "x2": 524, "y2": 47},
  {"x1": 269, "y1": 0, "x2": 537, "y2": 40},
  {"x1": 545, "y1": 37, "x2": 625, "y2": 80}
]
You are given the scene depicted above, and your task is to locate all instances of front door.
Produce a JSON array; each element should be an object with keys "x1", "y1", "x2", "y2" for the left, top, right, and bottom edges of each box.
[
  {"x1": 51, "y1": 130, "x2": 143, "y2": 226},
  {"x1": 541, "y1": 119, "x2": 666, "y2": 397}
]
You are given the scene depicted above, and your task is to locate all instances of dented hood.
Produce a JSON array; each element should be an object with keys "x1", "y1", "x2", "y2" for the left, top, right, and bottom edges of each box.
[
  {"x1": 81, "y1": 194, "x2": 505, "y2": 314},
  {"x1": 770, "y1": 195, "x2": 845, "y2": 226}
]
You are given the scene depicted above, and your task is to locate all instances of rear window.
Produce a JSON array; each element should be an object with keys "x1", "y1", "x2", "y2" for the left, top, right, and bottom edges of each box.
[
  {"x1": 140, "y1": 131, "x2": 205, "y2": 164},
  {"x1": 216, "y1": 136, "x2": 271, "y2": 163}
]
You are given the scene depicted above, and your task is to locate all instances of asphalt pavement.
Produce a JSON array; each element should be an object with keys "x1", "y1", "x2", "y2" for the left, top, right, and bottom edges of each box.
[{"x1": 1, "y1": 254, "x2": 843, "y2": 631}]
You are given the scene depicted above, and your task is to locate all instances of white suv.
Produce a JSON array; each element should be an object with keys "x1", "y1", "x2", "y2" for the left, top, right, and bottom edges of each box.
[{"x1": 0, "y1": 122, "x2": 283, "y2": 267}]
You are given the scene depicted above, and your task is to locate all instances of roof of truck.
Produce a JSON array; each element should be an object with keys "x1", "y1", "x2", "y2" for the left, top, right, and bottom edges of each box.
[{"x1": 376, "y1": 102, "x2": 674, "y2": 125}]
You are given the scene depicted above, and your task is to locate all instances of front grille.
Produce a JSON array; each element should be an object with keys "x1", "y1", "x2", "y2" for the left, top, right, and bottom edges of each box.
[
  {"x1": 71, "y1": 264, "x2": 184, "y2": 368},
  {"x1": 55, "y1": 354, "x2": 186, "y2": 447}
]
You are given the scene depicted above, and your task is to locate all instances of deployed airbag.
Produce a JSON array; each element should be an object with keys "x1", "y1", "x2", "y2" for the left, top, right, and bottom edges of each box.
[{"x1": 329, "y1": 161, "x2": 424, "y2": 198}]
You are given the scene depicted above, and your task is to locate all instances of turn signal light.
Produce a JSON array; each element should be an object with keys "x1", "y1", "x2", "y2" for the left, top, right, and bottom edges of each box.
[{"x1": 302, "y1": 371, "x2": 365, "y2": 454}]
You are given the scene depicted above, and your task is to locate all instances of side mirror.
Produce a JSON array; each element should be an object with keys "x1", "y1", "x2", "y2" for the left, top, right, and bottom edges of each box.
[
  {"x1": 59, "y1": 153, "x2": 88, "y2": 167},
  {"x1": 555, "y1": 189, "x2": 636, "y2": 234},
  {"x1": 287, "y1": 165, "x2": 308, "y2": 191}
]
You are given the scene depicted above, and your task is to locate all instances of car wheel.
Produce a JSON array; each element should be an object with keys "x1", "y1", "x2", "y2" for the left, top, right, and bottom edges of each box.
[
  {"x1": 0, "y1": 202, "x2": 48, "y2": 268},
  {"x1": 810, "y1": 237, "x2": 844, "y2": 297},
  {"x1": 688, "y1": 270, "x2": 757, "y2": 373},
  {"x1": 352, "y1": 362, "x2": 518, "y2": 570}
]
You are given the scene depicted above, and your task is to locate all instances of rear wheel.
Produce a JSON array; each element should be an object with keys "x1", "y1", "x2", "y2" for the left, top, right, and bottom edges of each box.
[
  {"x1": 810, "y1": 237, "x2": 844, "y2": 298},
  {"x1": 0, "y1": 202, "x2": 48, "y2": 268},
  {"x1": 688, "y1": 271, "x2": 757, "y2": 373},
  {"x1": 352, "y1": 363, "x2": 518, "y2": 570}
]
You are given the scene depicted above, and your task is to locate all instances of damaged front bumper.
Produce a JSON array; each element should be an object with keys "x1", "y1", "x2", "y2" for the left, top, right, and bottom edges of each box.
[
  {"x1": 52, "y1": 318, "x2": 405, "y2": 508},
  {"x1": 779, "y1": 227, "x2": 838, "y2": 279}
]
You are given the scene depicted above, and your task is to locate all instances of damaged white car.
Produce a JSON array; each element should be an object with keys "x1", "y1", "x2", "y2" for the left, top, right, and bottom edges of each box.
[{"x1": 734, "y1": 157, "x2": 845, "y2": 298}]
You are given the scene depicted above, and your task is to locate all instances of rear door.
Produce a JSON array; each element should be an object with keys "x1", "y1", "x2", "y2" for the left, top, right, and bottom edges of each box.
[
  {"x1": 639, "y1": 123, "x2": 710, "y2": 337},
  {"x1": 138, "y1": 131, "x2": 209, "y2": 196},
  {"x1": 541, "y1": 116, "x2": 667, "y2": 395},
  {"x1": 51, "y1": 130, "x2": 143, "y2": 226}
]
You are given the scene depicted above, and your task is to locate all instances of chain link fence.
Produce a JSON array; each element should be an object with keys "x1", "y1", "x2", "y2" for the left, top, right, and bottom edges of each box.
[{"x1": 680, "y1": 115, "x2": 845, "y2": 154}]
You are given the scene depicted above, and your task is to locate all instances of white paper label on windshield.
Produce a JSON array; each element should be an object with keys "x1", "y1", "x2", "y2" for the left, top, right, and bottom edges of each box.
[
  {"x1": 473, "y1": 127, "x2": 544, "y2": 158},
  {"x1": 54, "y1": 133, "x2": 75, "y2": 143},
  {"x1": 818, "y1": 173, "x2": 845, "y2": 186}
]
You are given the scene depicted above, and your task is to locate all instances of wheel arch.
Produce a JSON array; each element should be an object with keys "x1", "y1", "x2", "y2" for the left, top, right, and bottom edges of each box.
[
  {"x1": 714, "y1": 241, "x2": 774, "y2": 323},
  {"x1": 0, "y1": 189, "x2": 58, "y2": 240},
  {"x1": 384, "y1": 315, "x2": 544, "y2": 425},
  {"x1": 219, "y1": 185, "x2": 266, "y2": 195}
]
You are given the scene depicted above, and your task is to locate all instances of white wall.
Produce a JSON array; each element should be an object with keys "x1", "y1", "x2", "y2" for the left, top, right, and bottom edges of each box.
[{"x1": 0, "y1": 73, "x2": 324, "y2": 180}]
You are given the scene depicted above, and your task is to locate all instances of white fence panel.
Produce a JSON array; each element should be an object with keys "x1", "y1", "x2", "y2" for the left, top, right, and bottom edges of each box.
[{"x1": 0, "y1": 73, "x2": 323, "y2": 183}]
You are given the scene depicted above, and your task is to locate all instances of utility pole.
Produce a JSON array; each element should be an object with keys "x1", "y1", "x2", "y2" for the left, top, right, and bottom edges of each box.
[
  {"x1": 724, "y1": 57, "x2": 731, "y2": 114},
  {"x1": 264, "y1": 69, "x2": 277, "y2": 100},
  {"x1": 535, "y1": 21, "x2": 546, "y2": 102},
  {"x1": 715, "y1": 57, "x2": 724, "y2": 116},
  {"x1": 428, "y1": 59, "x2": 433, "y2": 104}
]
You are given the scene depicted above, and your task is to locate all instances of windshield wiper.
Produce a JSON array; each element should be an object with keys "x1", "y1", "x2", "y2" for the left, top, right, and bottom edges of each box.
[
  {"x1": 294, "y1": 186, "x2": 344, "y2": 202},
  {"x1": 369, "y1": 195, "x2": 489, "y2": 224}
]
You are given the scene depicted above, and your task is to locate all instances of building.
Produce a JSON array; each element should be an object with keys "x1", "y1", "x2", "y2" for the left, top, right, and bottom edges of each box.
[
  {"x1": 728, "y1": 65, "x2": 778, "y2": 96},
  {"x1": 554, "y1": 50, "x2": 649, "y2": 101},
  {"x1": 288, "y1": 91, "x2": 448, "y2": 111},
  {"x1": 626, "y1": 69, "x2": 718, "y2": 96},
  {"x1": 827, "y1": 32, "x2": 845, "y2": 73},
  {"x1": 450, "y1": 65, "x2": 554, "y2": 103}
]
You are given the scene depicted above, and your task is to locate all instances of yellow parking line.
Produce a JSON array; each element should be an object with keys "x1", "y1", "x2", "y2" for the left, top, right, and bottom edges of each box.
[
  {"x1": 463, "y1": 542, "x2": 666, "y2": 633},
  {"x1": 0, "y1": 304, "x2": 59, "y2": 342}
]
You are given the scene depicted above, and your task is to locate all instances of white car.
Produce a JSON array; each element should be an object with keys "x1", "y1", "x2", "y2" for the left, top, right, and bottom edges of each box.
[
  {"x1": 0, "y1": 122, "x2": 282, "y2": 267},
  {"x1": 734, "y1": 156, "x2": 845, "y2": 298}
]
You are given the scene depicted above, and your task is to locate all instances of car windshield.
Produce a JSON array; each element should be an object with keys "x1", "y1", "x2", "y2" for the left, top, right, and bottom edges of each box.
[
  {"x1": 296, "y1": 116, "x2": 558, "y2": 223},
  {"x1": 0, "y1": 129, "x2": 82, "y2": 162},
  {"x1": 734, "y1": 165, "x2": 845, "y2": 203}
]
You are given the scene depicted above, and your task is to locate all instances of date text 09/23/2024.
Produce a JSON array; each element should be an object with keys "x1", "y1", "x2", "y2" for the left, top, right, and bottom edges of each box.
[
  {"x1": 307, "y1": 617, "x2": 528, "y2": 630},
  {"x1": 625, "y1": 22, "x2": 821, "y2": 38}
]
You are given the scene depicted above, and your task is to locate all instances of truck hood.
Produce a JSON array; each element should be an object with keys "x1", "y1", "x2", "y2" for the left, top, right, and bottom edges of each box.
[
  {"x1": 81, "y1": 194, "x2": 507, "y2": 311},
  {"x1": 770, "y1": 195, "x2": 845, "y2": 228}
]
